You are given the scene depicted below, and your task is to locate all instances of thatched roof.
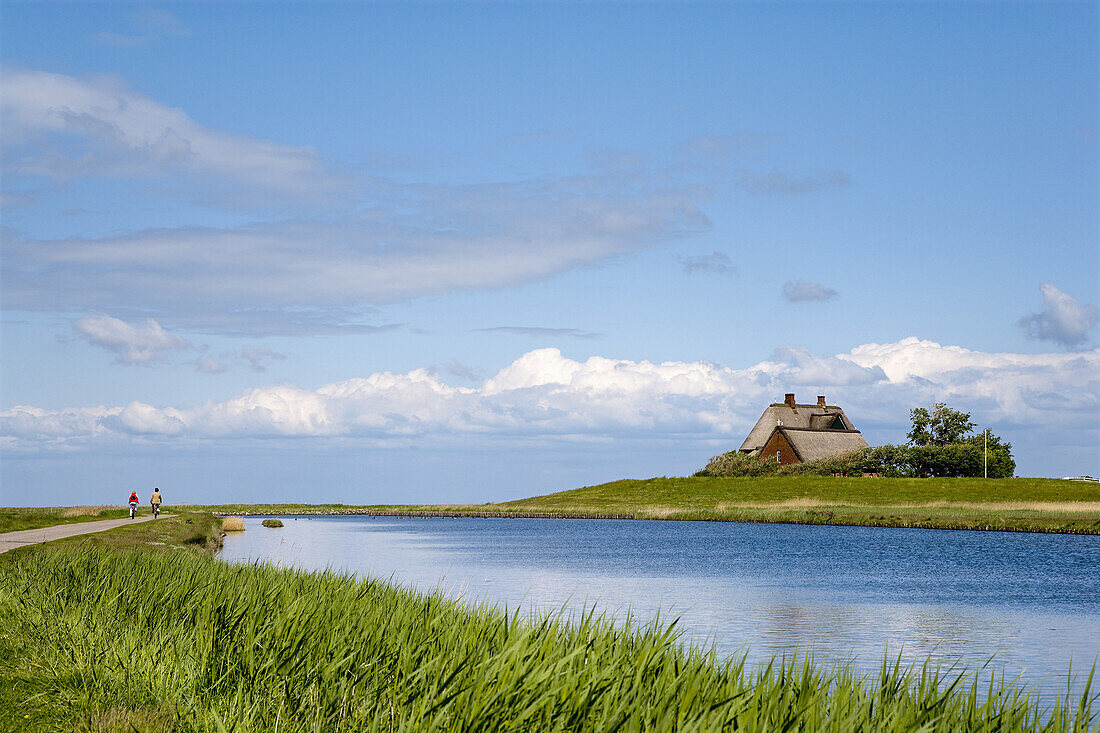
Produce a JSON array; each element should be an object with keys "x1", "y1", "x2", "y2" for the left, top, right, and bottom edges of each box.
[
  {"x1": 771, "y1": 427, "x2": 869, "y2": 462},
  {"x1": 739, "y1": 399, "x2": 860, "y2": 453}
]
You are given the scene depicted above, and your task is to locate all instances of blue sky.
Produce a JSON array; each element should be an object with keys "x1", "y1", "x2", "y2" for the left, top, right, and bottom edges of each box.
[{"x1": 1, "y1": 2, "x2": 1097, "y2": 506}]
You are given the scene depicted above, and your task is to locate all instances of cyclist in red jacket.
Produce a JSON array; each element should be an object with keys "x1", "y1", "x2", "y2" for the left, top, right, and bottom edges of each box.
[{"x1": 128, "y1": 491, "x2": 139, "y2": 519}]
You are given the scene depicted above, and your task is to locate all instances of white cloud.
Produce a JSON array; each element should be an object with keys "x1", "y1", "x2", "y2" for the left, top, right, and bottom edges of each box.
[
  {"x1": 101, "y1": 402, "x2": 186, "y2": 435},
  {"x1": 0, "y1": 405, "x2": 118, "y2": 443},
  {"x1": 1, "y1": 69, "x2": 333, "y2": 195},
  {"x1": 782, "y1": 280, "x2": 838, "y2": 302},
  {"x1": 4, "y1": 340, "x2": 1096, "y2": 459},
  {"x1": 839, "y1": 337, "x2": 1099, "y2": 430},
  {"x1": 4, "y1": 184, "x2": 707, "y2": 332},
  {"x1": 1017, "y1": 283, "x2": 1098, "y2": 348},
  {"x1": 771, "y1": 346, "x2": 885, "y2": 386},
  {"x1": 73, "y1": 313, "x2": 190, "y2": 364}
]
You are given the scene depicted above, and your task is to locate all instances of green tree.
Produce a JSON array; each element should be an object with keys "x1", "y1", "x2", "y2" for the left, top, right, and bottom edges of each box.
[
  {"x1": 964, "y1": 428, "x2": 1016, "y2": 478},
  {"x1": 903, "y1": 404, "x2": 1014, "y2": 477},
  {"x1": 907, "y1": 403, "x2": 975, "y2": 446}
]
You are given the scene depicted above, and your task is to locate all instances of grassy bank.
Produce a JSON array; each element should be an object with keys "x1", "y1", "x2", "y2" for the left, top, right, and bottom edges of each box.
[
  {"x1": 0, "y1": 506, "x2": 130, "y2": 534},
  {"x1": 0, "y1": 507, "x2": 224, "y2": 555},
  {"x1": 204, "y1": 476, "x2": 1100, "y2": 534},
  {"x1": 2, "y1": 545, "x2": 1095, "y2": 732}
]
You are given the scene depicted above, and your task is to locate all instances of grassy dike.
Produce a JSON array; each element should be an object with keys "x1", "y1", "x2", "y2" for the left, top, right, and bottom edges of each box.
[
  {"x1": 207, "y1": 476, "x2": 1100, "y2": 535},
  {"x1": 1, "y1": 507, "x2": 1097, "y2": 731}
]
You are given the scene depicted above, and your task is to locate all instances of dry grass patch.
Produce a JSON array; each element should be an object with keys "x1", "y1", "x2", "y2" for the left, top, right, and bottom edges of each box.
[
  {"x1": 636, "y1": 506, "x2": 679, "y2": 519},
  {"x1": 909, "y1": 501, "x2": 1100, "y2": 514},
  {"x1": 718, "y1": 498, "x2": 844, "y2": 511},
  {"x1": 221, "y1": 516, "x2": 245, "y2": 531},
  {"x1": 80, "y1": 705, "x2": 176, "y2": 733},
  {"x1": 716, "y1": 498, "x2": 1100, "y2": 514},
  {"x1": 60, "y1": 506, "x2": 114, "y2": 518}
]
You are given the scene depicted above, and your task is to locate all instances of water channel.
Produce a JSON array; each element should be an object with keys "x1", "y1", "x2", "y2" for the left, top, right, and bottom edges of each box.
[{"x1": 219, "y1": 516, "x2": 1100, "y2": 699}]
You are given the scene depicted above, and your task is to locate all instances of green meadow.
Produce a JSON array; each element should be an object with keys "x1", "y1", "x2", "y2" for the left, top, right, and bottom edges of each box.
[
  {"x1": 10, "y1": 477, "x2": 1097, "y2": 535},
  {"x1": 199, "y1": 476, "x2": 1100, "y2": 535}
]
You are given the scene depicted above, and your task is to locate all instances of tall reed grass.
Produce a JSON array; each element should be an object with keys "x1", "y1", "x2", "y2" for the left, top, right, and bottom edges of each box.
[
  {"x1": 221, "y1": 516, "x2": 245, "y2": 531},
  {"x1": 1, "y1": 548, "x2": 1094, "y2": 732}
]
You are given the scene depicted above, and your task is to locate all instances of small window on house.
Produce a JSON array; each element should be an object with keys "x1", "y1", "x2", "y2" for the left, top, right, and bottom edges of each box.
[{"x1": 776, "y1": 450, "x2": 781, "y2": 462}]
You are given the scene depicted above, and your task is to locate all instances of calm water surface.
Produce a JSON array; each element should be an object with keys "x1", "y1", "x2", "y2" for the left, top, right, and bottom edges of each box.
[{"x1": 220, "y1": 517, "x2": 1099, "y2": 696}]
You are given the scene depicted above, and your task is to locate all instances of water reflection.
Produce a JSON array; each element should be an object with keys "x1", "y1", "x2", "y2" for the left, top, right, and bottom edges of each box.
[{"x1": 220, "y1": 516, "x2": 1100, "y2": 698}]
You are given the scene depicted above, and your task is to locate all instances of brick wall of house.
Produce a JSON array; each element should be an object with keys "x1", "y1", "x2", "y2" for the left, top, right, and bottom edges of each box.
[{"x1": 760, "y1": 430, "x2": 800, "y2": 465}]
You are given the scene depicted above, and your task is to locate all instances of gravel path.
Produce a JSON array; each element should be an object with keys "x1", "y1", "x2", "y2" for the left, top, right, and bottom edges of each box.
[{"x1": 0, "y1": 514, "x2": 173, "y2": 554}]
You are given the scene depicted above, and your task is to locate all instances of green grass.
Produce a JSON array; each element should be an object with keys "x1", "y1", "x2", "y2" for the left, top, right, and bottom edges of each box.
[
  {"x1": 1, "y1": 546, "x2": 1095, "y2": 732},
  {"x1": 198, "y1": 476, "x2": 1100, "y2": 534},
  {"x1": 499, "y1": 476, "x2": 1100, "y2": 509},
  {"x1": 0, "y1": 508, "x2": 225, "y2": 557},
  {"x1": 0, "y1": 506, "x2": 129, "y2": 533}
]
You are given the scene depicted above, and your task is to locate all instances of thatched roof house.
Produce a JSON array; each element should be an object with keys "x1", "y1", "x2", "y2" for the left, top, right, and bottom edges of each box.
[{"x1": 740, "y1": 393, "x2": 868, "y2": 465}]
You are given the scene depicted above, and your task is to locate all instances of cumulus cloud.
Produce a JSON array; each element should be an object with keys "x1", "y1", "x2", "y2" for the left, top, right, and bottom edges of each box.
[
  {"x1": 73, "y1": 313, "x2": 190, "y2": 364},
  {"x1": 782, "y1": 280, "x2": 838, "y2": 302},
  {"x1": 1017, "y1": 283, "x2": 1098, "y2": 348},
  {"x1": 101, "y1": 401, "x2": 187, "y2": 435},
  {"x1": 3, "y1": 339, "x2": 1096, "y2": 455},
  {"x1": 681, "y1": 251, "x2": 736, "y2": 277},
  {"x1": 1, "y1": 69, "x2": 334, "y2": 195},
  {"x1": 771, "y1": 346, "x2": 886, "y2": 386},
  {"x1": 839, "y1": 337, "x2": 1099, "y2": 427}
]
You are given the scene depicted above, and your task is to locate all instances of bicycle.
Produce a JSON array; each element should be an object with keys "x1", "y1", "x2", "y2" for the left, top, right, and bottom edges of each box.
[
  {"x1": 129, "y1": 501, "x2": 138, "y2": 519},
  {"x1": 151, "y1": 503, "x2": 160, "y2": 518}
]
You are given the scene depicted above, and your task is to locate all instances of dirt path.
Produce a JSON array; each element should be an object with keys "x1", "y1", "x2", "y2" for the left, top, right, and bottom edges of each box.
[{"x1": 0, "y1": 514, "x2": 174, "y2": 554}]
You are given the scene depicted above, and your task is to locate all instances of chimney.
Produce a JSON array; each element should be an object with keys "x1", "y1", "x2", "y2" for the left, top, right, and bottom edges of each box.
[
  {"x1": 784, "y1": 393, "x2": 796, "y2": 408},
  {"x1": 817, "y1": 395, "x2": 827, "y2": 407}
]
